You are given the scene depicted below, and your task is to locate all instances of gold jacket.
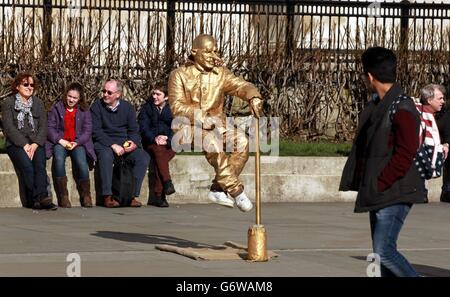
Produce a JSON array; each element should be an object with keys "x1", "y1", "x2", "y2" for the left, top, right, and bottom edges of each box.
[{"x1": 168, "y1": 61, "x2": 262, "y2": 125}]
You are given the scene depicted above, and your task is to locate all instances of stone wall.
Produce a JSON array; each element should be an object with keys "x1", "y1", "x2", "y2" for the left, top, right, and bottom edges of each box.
[{"x1": 0, "y1": 155, "x2": 443, "y2": 207}]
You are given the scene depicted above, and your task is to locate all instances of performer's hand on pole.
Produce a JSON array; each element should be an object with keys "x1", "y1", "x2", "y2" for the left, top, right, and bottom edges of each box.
[{"x1": 250, "y1": 97, "x2": 263, "y2": 119}]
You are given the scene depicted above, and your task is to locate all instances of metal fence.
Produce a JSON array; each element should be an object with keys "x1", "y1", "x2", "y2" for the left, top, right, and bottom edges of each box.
[
  {"x1": 0, "y1": 0, "x2": 449, "y2": 140},
  {"x1": 1, "y1": 1, "x2": 449, "y2": 68}
]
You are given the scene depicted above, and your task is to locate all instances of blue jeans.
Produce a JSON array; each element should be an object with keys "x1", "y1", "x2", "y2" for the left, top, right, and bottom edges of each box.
[
  {"x1": 52, "y1": 144, "x2": 89, "y2": 180},
  {"x1": 7, "y1": 145, "x2": 48, "y2": 206},
  {"x1": 442, "y1": 184, "x2": 450, "y2": 192},
  {"x1": 370, "y1": 203, "x2": 419, "y2": 277}
]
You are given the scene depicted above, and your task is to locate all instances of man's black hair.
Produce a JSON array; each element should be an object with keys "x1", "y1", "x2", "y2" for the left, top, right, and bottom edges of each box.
[{"x1": 361, "y1": 47, "x2": 397, "y2": 83}]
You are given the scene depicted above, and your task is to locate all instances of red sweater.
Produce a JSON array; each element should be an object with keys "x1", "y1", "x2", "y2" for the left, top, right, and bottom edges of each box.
[
  {"x1": 63, "y1": 108, "x2": 77, "y2": 142},
  {"x1": 377, "y1": 109, "x2": 418, "y2": 192}
]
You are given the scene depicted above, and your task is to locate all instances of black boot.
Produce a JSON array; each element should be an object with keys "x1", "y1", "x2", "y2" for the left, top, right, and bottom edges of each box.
[
  {"x1": 148, "y1": 195, "x2": 169, "y2": 207},
  {"x1": 161, "y1": 195, "x2": 169, "y2": 207},
  {"x1": 163, "y1": 180, "x2": 176, "y2": 195},
  {"x1": 441, "y1": 191, "x2": 450, "y2": 203}
]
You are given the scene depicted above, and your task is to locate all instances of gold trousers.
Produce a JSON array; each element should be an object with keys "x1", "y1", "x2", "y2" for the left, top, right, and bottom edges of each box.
[{"x1": 199, "y1": 126, "x2": 249, "y2": 198}]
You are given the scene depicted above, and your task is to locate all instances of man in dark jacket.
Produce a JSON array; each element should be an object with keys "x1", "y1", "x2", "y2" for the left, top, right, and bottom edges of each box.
[
  {"x1": 91, "y1": 79, "x2": 150, "y2": 207},
  {"x1": 340, "y1": 47, "x2": 426, "y2": 277},
  {"x1": 432, "y1": 86, "x2": 450, "y2": 202},
  {"x1": 138, "y1": 85, "x2": 175, "y2": 207}
]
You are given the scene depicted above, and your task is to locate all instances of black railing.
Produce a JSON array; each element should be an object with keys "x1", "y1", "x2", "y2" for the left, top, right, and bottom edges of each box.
[
  {"x1": 0, "y1": 0, "x2": 448, "y2": 140},
  {"x1": 1, "y1": 1, "x2": 449, "y2": 68}
]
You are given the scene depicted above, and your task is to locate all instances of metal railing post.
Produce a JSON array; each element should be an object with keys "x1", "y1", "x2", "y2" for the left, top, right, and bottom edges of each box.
[
  {"x1": 166, "y1": 0, "x2": 176, "y2": 72},
  {"x1": 42, "y1": 0, "x2": 52, "y2": 57}
]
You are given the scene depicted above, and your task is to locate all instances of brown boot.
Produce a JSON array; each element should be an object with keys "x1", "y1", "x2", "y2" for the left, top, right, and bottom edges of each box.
[
  {"x1": 54, "y1": 176, "x2": 71, "y2": 208},
  {"x1": 130, "y1": 198, "x2": 142, "y2": 207},
  {"x1": 34, "y1": 196, "x2": 57, "y2": 210},
  {"x1": 78, "y1": 179, "x2": 93, "y2": 208},
  {"x1": 104, "y1": 195, "x2": 120, "y2": 208}
]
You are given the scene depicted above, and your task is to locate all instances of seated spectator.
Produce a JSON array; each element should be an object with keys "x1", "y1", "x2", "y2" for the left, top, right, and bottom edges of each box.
[
  {"x1": 138, "y1": 85, "x2": 175, "y2": 207},
  {"x1": 1, "y1": 72, "x2": 56, "y2": 210},
  {"x1": 90, "y1": 79, "x2": 150, "y2": 207},
  {"x1": 46, "y1": 82, "x2": 96, "y2": 208}
]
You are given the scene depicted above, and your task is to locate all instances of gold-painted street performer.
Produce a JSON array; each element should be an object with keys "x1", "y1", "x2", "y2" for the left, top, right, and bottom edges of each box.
[{"x1": 168, "y1": 34, "x2": 263, "y2": 212}]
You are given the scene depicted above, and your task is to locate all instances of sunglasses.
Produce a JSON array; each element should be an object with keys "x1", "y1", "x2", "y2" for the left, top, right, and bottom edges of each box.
[
  {"x1": 21, "y1": 83, "x2": 35, "y2": 88},
  {"x1": 101, "y1": 89, "x2": 119, "y2": 95}
]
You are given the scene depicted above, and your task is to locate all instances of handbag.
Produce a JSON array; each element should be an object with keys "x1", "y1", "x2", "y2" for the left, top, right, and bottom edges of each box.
[{"x1": 111, "y1": 156, "x2": 135, "y2": 206}]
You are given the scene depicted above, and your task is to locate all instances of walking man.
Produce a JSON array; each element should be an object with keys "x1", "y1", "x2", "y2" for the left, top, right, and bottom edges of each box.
[{"x1": 340, "y1": 47, "x2": 427, "y2": 277}]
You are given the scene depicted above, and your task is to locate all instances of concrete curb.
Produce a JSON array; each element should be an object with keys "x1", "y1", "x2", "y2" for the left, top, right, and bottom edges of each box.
[{"x1": 0, "y1": 155, "x2": 443, "y2": 207}]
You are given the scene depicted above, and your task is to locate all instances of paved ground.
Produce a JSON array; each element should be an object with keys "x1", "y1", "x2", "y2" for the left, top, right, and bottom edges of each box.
[{"x1": 1, "y1": 202, "x2": 450, "y2": 277}]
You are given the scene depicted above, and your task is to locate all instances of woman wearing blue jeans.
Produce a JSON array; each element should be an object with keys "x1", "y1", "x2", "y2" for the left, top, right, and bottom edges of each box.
[
  {"x1": 1, "y1": 73, "x2": 57, "y2": 210},
  {"x1": 46, "y1": 83, "x2": 96, "y2": 207}
]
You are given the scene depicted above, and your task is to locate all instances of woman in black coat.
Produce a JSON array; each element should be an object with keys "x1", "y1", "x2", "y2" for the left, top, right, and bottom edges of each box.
[{"x1": 1, "y1": 73, "x2": 57, "y2": 210}]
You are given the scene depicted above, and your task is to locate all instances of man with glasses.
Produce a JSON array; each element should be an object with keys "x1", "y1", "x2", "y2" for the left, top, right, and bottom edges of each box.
[
  {"x1": 430, "y1": 85, "x2": 450, "y2": 202},
  {"x1": 90, "y1": 79, "x2": 150, "y2": 207}
]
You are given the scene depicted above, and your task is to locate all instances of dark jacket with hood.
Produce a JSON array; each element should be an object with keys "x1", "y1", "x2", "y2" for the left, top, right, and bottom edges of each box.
[{"x1": 339, "y1": 84, "x2": 428, "y2": 212}]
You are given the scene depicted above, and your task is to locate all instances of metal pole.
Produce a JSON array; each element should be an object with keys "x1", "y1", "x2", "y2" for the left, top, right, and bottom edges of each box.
[
  {"x1": 255, "y1": 117, "x2": 261, "y2": 225},
  {"x1": 43, "y1": 0, "x2": 52, "y2": 58},
  {"x1": 285, "y1": 0, "x2": 294, "y2": 61},
  {"x1": 400, "y1": 0, "x2": 410, "y2": 50},
  {"x1": 166, "y1": 0, "x2": 176, "y2": 72},
  {"x1": 247, "y1": 116, "x2": 268, "y2": 262},
  {"x1": 399, "y1": 0, "x2": 410, "y2": 82}
]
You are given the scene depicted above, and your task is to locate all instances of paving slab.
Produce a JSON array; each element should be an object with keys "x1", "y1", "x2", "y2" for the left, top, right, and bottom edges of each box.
[{"x1": 0, "y1": 202, "x2": 450, "y2": 277}]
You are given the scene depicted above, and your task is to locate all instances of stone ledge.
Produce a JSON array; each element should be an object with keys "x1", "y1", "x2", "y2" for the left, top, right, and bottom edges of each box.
[{"x1": 0, "y1": 155, "x2": 443, "y2": 207}]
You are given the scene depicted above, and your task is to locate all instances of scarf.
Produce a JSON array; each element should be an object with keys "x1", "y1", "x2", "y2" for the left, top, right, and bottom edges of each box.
[
  {"x1": 415, "y1": 102, "x2": 444, "y2": 175},
  {"x1": 14, "y1": 93, "x2": 35, "y2": 131}
]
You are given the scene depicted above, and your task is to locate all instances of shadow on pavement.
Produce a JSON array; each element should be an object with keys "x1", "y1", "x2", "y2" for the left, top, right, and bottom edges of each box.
[
  {"x1": 352, "y1": 256, "x2": 450, "y2": 277},
  {"x1": 91, "y1": 231, "x2": 219, "y2": 249},
  {"x1": 412, "y1": 264, "x2": 450, "y2": 277}
]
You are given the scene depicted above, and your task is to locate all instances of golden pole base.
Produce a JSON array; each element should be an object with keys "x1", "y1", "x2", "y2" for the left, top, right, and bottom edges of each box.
[{"x1": 247, "y1": 224, "x2": 268, "y2": 262}]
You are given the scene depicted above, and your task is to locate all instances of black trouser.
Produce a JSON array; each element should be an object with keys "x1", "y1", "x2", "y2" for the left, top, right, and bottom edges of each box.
[
  {"x1": 95, "y1": 145, "x2": 150, "y2": 198},
  {"x1": 7, "y1": 145, "x2": 48, "y2": 207},
  {"x1": 442, "y1": 157, "x2": 450, "y2": 193},
  {"x1": 441, "y1": 158, "x2": 450, "y2": 202}
]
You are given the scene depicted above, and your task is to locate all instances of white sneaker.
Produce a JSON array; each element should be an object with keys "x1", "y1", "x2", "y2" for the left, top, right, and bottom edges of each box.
[
  {"x1": 208, "y1": 191, "x2": 234, "y2": 208},
  {"x1": 235, "y1": 192, "x2": 253, "y2": 212}
]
